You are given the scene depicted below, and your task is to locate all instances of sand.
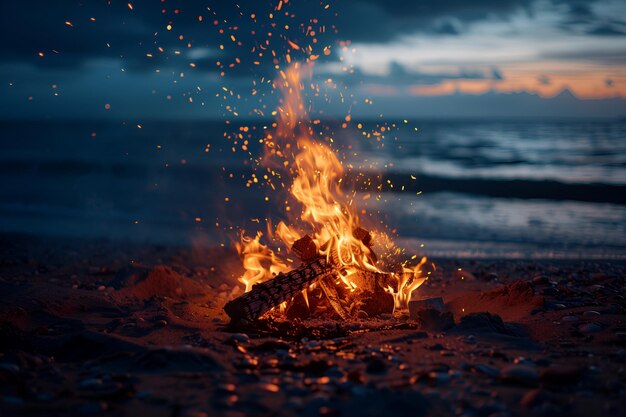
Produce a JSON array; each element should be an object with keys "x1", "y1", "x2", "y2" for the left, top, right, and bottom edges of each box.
[{"x1": 0, "y1": 233, "x2": 624, "y2": 417}]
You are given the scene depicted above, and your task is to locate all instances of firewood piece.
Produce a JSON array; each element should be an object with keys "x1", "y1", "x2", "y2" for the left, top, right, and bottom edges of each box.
[
  {"x1": 224, "y1": 258, "x2": 335, "y2": 322},
  {"x1": 352, "y1": 227, "x2": 378, "y2": 264},
  {"x1": 291, "y1": 235, "x2": 318, "y2": 262},
  {"x1": 285, "y1": 291, "x2": 310, "y2": 320},
  {"x1": 318, "y1": 276, "x2": 350, "y2": 320},
  {"x1": 348, "y1": 269, "x2": 399, "y2": 293},
  {"x1": 352, "y1": 227, "x2": 372, "y2": 246}
]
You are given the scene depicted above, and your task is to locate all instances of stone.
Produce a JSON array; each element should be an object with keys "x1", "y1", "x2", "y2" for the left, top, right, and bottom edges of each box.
[
  {"x1": 365, "y1": 358, "x2": 387, "y2": 375},
  {"x1": 579, "y1": 323, "x2": 602, "y2": 334},
  {"x1": 474, "y1": 364, "x2": 500, "y2": 378},
  {"x1": 520, "y1": 389, "x2": 548, "y2": 408},
  {"x1": 414, "y1": 308, "x2": 455, "y2": 331},
  {"x1": 540, "y1": 366, "x2": 583, "y2": 384},
  {"x1": 409, "y1": 297, "x2": 445, "y2": 319},
  {"x1": 225, "y1": 333, "x2": 250, "y2": 345},
  {"x1": 500, "y1": 365, "x2": 539, "y2": 386}
]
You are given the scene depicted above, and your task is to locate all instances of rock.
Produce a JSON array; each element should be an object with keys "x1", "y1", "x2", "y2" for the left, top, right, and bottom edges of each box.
[
  {"x1": 485, "y1": 272, "x2": 499, "y2": 281},
  {"x1": 520, "y1": 389, "x2": 548, "y2": 408},
  {"x1": 0, "y1": 363, "x2": 20, "y2": 375},
  {"x1": 583, "y1": 310, "x2": 600, "y2": 317},
  {"x1": 428, "y1": 372, "x2": 450, "y2": 385},
  {"x1": 365, "y1": 358, "x2": 387, "y2": 375},
  {"x1": 79, "y1": 378, "x2": 103, "y2": 389},
  {"x1": 225, "y1": 333, "x2": 250, "y2": 345},
  {"x1": 455, "y1": 312, "x2": 523, "y2": 337},
  {"x1": 561, "y1": 315, "x2": 579, "y2": 323},
  {"x1": 540, "y1": 366, "x2": 583, "y2": 384},
  {"x1": 474, "y1": 364, "x2": 500, "y2": 378},
  {"x1": 414, "y1": 308, "x2": 454, "y2": 331},
  {"x1": 409, "y1": 297, "x2": 445, "y2": 319},
  {"x1": 78, "y1": 401, "x2": 109, "y2": 415},
  {"x1": 500, "y1": 365, "x2": 539, "y2": 386},
  {"x1": 579, "y1": 323, "x2": 602, "y2": 334}
]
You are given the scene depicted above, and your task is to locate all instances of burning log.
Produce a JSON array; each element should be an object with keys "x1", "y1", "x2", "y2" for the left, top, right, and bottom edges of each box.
[
  {"x1": 348, "y1": 269, "x2": 399, "y2": 293},
  {"x1": 224, "y1": 257, "x2": 335, "y2": 322},
  {"x1": 318, "y1": 276, "x2": 350, "y2": 320},
  {"x1": 225, "y1": 229, "x2": 418, "y2": 322}
]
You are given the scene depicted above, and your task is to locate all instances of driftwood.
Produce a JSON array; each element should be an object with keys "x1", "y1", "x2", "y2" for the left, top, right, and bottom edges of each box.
[{"x1": 224, "y1": 257, "x2": 335, "y2": 322}]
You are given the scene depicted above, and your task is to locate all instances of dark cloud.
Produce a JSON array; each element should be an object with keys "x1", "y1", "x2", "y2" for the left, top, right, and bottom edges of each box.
[
  {"x1": 543, "y1": 48, "x2": 626, "y2": 64},
  {"x1": 325, "y1": 62, "x2": 504, "y2": 87},
  {"x1": 0, "y1": 1, "x2": 322, "y2": 74},
  {"x1": 587, "y1": 24, "x2": 626, "y2": 36},
  {"x1": 1, "y1": 0, "x2": 602, "y2": 71},
  {"x1": 331, "y1": 0, "x2": 538, "y2": 42}
]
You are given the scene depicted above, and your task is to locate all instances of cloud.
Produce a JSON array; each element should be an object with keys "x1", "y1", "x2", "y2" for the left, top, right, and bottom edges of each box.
[
  {"x1": 328, "y1": 62, "x2": 504, "y2": 88},
  {"x1": 543, "y1": 48, "x2": 626, "y2": 64},
  {"x1": 537, "y1": 75, "x2": 551, "y2": 85},
  {"x1": 587, "y1": 24, "x2": 626, "y2": 35},
  {"x1": 4, "y1": 0, "x2": 619, "y2": 70}
]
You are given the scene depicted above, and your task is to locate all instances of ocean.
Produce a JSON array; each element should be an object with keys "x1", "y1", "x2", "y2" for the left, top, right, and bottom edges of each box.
[{"x1": 1, "y1": 119, "x2": 625, "y2": 259}]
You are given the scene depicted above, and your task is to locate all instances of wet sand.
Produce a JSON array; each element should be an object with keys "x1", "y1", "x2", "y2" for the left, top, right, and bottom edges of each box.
[{"x1": 0, "y1": 233, "x2": 624, "y2": 417}]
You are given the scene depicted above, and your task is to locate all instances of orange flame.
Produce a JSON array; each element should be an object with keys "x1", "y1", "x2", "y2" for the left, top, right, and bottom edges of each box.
[{"x1": 236, "y1": 62, "x2": 427, "y2": 310}]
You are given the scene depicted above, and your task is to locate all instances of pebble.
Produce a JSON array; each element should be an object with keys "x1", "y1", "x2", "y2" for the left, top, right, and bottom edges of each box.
[
  {"x1": 365, "y1": 358, "x2": 387, "y2": 374},
  {"x1": 78, "y1": 401, "x2": 108, "y2": 415},
  {"x1": 79, "y1": 378, "x2": 103, "y2": 389},
  {"x1": 540, "y1": 366, "x2": 583, "y2": 384},
  {"x1": 474, "y1": 364, "x2": 500, "y2": 378},
  {"x1": 428, "y1": 372, "x2": 451, "y2": 385},
  {"x1": 225, "y1": 333, "x2": 250, "y2": 345},
  {"x1": 485, "y1": 272, "x2": 499, "y2": 281},
  {"x1": 305, "y1": 340, "x2": 321, "y2": 350},
  {"x1": 579, "y1": 323, "x2": 602, "y2": 334},
  {"x1": 0, "y1": 363, "x2": 20, "y2": 374},
  {"x1": 500, "y1": 365, "x2": 539, "y2": 386},
  {"x1": 2, "y1": 395, "x2": 24, "y2": 406},
  {"x1": 583, "y1": 310, "x2": 600, "y2": 317},
  {"x1": 520, "y1": 388, "x2": 547, "y2": 408},
  {"x1": 561, "y1": 315, "x2": 579, "y2": 322}
]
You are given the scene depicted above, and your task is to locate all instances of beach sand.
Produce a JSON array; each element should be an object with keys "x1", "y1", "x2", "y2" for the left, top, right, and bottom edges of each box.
[{"x1": 0, "y1": 233, "x2": 624, "y2": 416}]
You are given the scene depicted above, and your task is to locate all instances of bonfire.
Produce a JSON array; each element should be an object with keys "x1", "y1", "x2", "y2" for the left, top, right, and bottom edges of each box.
[{"x1": 225, "y1": 63, "x2": 431, "y2": 323}]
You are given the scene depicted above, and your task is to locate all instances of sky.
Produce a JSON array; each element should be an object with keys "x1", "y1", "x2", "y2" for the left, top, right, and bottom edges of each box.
[{"x1": 1, "y1": 0, "x2": 626, "y2": 120}]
